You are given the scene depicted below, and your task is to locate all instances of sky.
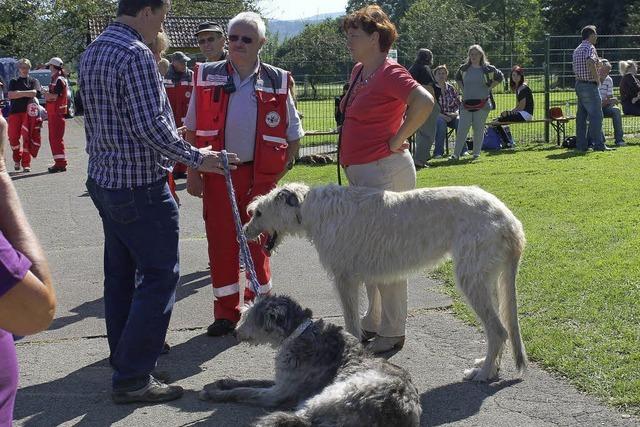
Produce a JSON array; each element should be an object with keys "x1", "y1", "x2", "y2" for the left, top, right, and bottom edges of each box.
[{"x1": 258, "y1": 0, "x2": 348, "y2": 20}]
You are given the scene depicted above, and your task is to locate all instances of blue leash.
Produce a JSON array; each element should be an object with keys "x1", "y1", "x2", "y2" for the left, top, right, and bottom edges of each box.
[{"x1": 220, "y1": 150, "x2": 261, "y2": 296}]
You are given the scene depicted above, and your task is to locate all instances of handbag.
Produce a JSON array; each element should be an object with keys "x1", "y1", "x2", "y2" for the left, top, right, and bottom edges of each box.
[{"x1": 463, "y1": 98, "x2": 489, "y2": 111}]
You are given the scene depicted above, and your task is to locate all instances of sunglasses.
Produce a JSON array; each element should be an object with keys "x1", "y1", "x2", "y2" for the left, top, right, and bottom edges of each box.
[
  {"x1": 228, "y1": 35, "x2": 253, "y2": 44},
  {"x1": 198, "y1": 36, "x2": 220, "y2": 45}
]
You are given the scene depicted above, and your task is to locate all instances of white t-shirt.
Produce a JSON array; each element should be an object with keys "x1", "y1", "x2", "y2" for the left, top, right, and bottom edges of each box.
[{"x1": 599, "y1": 75, "x2": 613, "y2": 100}]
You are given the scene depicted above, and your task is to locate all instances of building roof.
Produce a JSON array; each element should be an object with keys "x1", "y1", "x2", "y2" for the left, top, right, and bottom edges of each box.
[{"x1": 87, "y1": 16, "x2": 230, "y2": 48}]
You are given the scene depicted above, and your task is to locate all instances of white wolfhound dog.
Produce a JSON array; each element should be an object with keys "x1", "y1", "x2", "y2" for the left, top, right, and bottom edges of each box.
[{"x1": 245, "y1": 183, "x2": 528, "y2": 381}]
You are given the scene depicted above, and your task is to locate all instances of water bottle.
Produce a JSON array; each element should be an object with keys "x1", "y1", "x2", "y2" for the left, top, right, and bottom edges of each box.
[{"x1": 565, "y1": 101, "x2": 571, "y2": 117}]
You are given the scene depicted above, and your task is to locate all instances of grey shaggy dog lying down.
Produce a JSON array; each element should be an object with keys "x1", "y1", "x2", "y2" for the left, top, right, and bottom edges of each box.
[{"x1": 199, "y1": 294, "x2": 422, "y2": 427}]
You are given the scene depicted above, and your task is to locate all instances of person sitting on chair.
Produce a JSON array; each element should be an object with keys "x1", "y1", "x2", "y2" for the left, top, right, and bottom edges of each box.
[
  {"x1": 619, "y1": 60, "x2": 640, "y2": 116},
  {"x1": 490, "y1": 65, "x2": 534, "y2": 148}
]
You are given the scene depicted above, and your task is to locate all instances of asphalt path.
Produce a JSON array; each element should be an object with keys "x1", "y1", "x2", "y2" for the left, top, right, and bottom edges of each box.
[{"x1": 6, "y1": 117, "x2": 638, "y2": 426}]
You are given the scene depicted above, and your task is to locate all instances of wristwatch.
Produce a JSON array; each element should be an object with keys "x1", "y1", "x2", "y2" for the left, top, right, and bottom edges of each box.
[{"x1": 286, "y1": 159, "x2": 295, "y2": 170}]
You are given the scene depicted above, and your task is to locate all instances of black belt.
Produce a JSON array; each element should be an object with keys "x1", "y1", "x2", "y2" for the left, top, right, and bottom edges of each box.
[{"x1": 577, "y1": 80, "x2": 597, "y2": 85}]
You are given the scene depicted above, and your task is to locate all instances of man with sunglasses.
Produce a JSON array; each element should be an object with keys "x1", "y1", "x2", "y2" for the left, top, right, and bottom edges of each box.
[
  {"x1": 184, "y1": 12, "x2": 304, "y2": 338},
  {"x1": 195, "y1": 21, "x2": 227, "y2": 62}
]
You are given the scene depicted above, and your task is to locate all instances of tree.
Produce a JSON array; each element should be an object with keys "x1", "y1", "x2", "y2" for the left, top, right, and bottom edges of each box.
[
  {"x1": 541, "y1": 0, "x2": 630, "y2": 36},
  {"x1": 346, "y1": 0, "x2": 416, "y2": 25},
  {"x1": 270, "y1": 18, "x2": 350, "y2": 98},
  {"x1": 399, "y1": 0, "x2": 495, "y2": 68},
  {"x1": 0, "y1": 0, "x2": 257, "y2": 69}
]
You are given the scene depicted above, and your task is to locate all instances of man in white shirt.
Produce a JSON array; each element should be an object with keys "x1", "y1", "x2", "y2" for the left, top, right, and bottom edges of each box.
[{"x1": 598, "y1": 59, "x2": 625, "y2": 146}]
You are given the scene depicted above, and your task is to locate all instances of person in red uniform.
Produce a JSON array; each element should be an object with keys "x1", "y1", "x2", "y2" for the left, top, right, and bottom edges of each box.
[
  {"x1": 44, "y1": 57, "x2": 68, "y2": 173},
  {"x1": 7, "y1": 59, "x2": 41, "y2": 173},
  {"x1": 185, "y1": 12, "x2": 304, "y2": 336},
  {"x1": 163, "y1": 51, "x2": 193, "y2": 179},
  {"x1": 195, "y1": 21, "x2": 227, "y2": 62}
]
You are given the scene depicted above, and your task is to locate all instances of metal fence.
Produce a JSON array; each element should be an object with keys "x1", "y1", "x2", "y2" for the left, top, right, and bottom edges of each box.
[{"x1": 273, "y1": 35, "x2": 640, "y2": 156}]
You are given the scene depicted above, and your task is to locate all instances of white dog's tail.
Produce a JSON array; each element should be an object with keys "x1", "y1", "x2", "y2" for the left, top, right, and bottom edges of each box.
[{"x1": 499, "y1": 235, "x2": 528, "y2": 374}]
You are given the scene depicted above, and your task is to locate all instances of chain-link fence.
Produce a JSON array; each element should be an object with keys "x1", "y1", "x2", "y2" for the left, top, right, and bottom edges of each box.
[{"x1": 275, "y1": 35, "x2": 640, "y2": 156}]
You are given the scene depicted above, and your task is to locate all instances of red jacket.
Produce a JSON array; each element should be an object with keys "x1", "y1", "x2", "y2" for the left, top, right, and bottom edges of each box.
[
  {"x1": 193, "y1": 61, "x2": 290, "y2": 187},
  {"x1": 46, "y1": 73, "x2": 68, "y2": 116},
  {"x1": 164, "y1": 66, "x2": 193, "y2": 126}
]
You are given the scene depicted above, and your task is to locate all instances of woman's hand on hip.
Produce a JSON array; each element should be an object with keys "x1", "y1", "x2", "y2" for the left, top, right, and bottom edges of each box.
[{"x1": 389, "y1": 135, "x2": 410, "y2": 153}]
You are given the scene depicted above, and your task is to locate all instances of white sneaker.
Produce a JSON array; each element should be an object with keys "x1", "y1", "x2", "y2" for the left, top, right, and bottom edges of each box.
[
  {"x1": 14, "y1": 162, "x2": 20, "y2": 171},
  {"x1": 23, "y1": 167, "x2": 31, "y2": 172}
]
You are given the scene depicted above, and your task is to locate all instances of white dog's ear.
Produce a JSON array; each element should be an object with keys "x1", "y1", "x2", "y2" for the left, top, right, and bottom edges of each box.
[{"x1": 277, "y1": 189, "x2": 300, "y2": 208}]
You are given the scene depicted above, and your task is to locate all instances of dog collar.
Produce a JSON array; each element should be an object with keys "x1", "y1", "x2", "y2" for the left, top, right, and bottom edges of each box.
[{"x1": 283, "y1": 318, "x2": 313, "y2": 344}]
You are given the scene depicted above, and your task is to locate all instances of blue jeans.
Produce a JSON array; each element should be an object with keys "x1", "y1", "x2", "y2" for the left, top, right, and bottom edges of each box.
[
  {"x1": 435, "y1": 116, "x2": 458, "y2": 157},
  {"x1": 575, "y1": 81, "x2": 604, "y2": 150},
  {"x1": 86, "y1": 177, "x2": 180, "y2": 392},
  {"x1": 602, "y1": 104, "x2": 624, "y2": 143}
]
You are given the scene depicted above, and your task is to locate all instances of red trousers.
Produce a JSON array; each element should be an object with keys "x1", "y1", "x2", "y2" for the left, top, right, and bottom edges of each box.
[
  {"x1": 47, "y1": 108, "x2": 67, "y2": 167},
  {"x1": 173, "y1": 162, "x2": 187, "y2": 175},
  {"x1": 8, "y1": 112, "x2": 42, "y2": 168},
  {"x1": 202, "y1": 164, "x2": 274, "y2": 323}
]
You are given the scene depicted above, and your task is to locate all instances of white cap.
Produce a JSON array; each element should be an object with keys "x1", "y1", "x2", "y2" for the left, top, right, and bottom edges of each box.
[{"x1": 45, "y1": 57, "x2": 64, "y2": 68}]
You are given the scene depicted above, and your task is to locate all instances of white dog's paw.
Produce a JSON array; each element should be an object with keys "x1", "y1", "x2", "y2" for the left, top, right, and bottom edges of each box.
[
  {"x1": 463, "y1": 366, "x2": 499, "y2": 382},
  {"x1": 474, "y1": 357, "x2": 486, "y2": 368}
]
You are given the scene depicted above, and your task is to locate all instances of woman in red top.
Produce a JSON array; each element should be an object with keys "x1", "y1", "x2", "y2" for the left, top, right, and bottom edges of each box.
[{"x1": 340, "y1": 5, "x2": 433, "y2": 354}]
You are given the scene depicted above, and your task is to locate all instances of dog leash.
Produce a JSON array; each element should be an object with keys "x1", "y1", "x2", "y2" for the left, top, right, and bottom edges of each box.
[{"x1": 220, "y1": 150, "x2": 261, "y2": 296}]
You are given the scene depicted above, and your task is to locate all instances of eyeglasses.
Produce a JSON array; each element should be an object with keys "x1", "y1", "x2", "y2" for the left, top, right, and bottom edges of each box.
[
  {"x1": 198, "y1": 36, "x2": 220, "y2": 45},
  {"x1": 228, "y1": 35, "x2": 253, "y2": 44}
]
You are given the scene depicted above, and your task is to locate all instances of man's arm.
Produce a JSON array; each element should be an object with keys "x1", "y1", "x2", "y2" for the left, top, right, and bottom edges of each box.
[
  {"x1": 8, "y1": 90, "x2": 36, "y2": 100},
  {"x1": 121, "y1": 51, "x2": 237, "y2": 174},
  {"x1": 274, "y1": 92, "x2": 303, "y2": 182}
]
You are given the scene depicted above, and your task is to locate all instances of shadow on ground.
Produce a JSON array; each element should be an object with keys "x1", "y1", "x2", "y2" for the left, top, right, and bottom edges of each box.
[
  {"x1": 421, "y1": 379, "x2": 522, "y2": 426},
  {"x1": 14, "y1": 334, "x2": 261, "y2": 426},
  {"x1": 49, "y1": 270, "x2": 211, "y2": 331}
]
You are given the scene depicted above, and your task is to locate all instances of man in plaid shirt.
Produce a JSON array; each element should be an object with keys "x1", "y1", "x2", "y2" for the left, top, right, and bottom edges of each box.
[
  {"x1": 80, "y1": 0, "x2": 238, "y2": 404},
  {"x1": 572, "y1": 25, "x2": 613, "y2": 152}
]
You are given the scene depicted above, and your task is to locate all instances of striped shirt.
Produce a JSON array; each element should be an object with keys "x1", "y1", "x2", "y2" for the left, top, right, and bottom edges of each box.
[
  {"x1": 572, "y1": 40, "x2": 599, "y2": 82},
  {"x1": 599, "y1": 75, "x2": 613, "y2": 100},
  {"x1": 79, "y1": 22, "x2": 203, "y2": 188}
]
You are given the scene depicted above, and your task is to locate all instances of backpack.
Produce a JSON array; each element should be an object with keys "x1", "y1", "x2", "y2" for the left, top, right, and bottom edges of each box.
[
  {"x1": 562, "y1": 136, "x2": 577, "y2": 149},
  {"x1": 482, "y1": 127, "x2": 503, "y2": 150}
]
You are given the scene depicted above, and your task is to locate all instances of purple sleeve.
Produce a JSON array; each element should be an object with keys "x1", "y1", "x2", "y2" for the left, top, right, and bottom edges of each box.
[{"x1": 0, "y1": 231, "x2": 32, "y2": 298}]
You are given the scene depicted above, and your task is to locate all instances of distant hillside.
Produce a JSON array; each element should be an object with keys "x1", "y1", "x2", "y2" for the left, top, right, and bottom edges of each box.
[{"x1": 268, "y1": 12, "x2": 344, "y2": 42}]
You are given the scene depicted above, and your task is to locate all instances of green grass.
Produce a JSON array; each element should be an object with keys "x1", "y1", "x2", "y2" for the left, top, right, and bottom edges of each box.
[
  {"x1": 296, "y1": 89, "x2": 640, "y2": 147},
  {"x1": 283, "y1": 142, "x2": 640, "y2": 414}
]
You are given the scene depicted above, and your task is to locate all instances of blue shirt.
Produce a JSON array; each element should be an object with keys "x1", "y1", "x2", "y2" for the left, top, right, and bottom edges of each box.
[{"x1": 79, "y1": 22, "x2": 204, "y2": 188}]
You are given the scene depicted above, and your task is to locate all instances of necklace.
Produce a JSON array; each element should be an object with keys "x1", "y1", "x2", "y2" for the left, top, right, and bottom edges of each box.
[{"x1": 360, "y1": 71, "x2": 376, "y2": 85}]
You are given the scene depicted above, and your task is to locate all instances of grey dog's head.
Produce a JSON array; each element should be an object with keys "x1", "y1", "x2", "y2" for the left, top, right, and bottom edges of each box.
[
  {"x1": 244, "y1": 183, "x2": 310, "y2": 256},
  {"x1": 235, "y1": 294, "x2": 313, "y2": 347}
]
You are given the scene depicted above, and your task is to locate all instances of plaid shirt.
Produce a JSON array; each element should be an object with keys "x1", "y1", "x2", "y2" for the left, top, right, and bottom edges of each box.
[
  {"x1": 573, "y1": 40, "x2": 599, "y2": 82},
  {"x1": 437, "y1": 82, "x2": 461, "y2": 114},
  {"x1": 79, "y1": 22, "x2": 203, "y2": 188}
]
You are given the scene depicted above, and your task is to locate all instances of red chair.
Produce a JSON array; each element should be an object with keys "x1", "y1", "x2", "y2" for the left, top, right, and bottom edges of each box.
[{"x1": 549, "y1": 107, "x2": 571, "y2": 145}]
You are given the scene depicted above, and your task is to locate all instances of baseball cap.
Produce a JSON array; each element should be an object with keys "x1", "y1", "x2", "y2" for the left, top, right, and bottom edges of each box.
[
  {"x1": 195, "y1": 21, "x2": 224, "y2": 36},
  {"x1": 171, "y1": 51, "x2": 191, "y2": 63},
  {"x1": 45, "y1": 57, "x2": 64, "y2": 68}
]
